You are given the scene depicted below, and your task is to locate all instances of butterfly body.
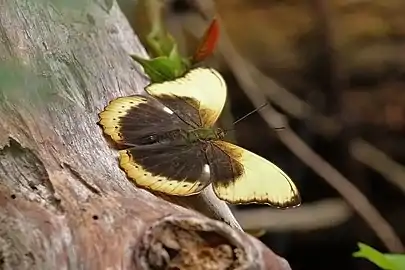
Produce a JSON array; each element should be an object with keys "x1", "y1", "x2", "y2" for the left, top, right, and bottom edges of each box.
[
  {"x1": 131, "y1": 127, "x2": 224, "y2": 148},
  {"x1": 137, "y1": 129, "x2": 188, "y2": 146},
  {"x1": 184, "y1": 127, "x2": 225, "y2": 143},
  {"x1": 98, "y1": 67, "x2": 301, "y2": 208}
]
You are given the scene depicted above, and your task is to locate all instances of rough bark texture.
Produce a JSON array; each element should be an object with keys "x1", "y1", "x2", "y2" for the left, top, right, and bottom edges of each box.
[{"x1": 0, "y1": 1, "x2": 291, "y2": 269}]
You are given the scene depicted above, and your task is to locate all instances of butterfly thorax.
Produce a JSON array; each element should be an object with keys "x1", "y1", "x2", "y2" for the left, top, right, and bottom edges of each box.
[
  {"x1": 140, "y1": 128, "x2": 224, "y2": 145},
  {"x1": 185, "y1": 127, "x2": 225, "y2": 143}
]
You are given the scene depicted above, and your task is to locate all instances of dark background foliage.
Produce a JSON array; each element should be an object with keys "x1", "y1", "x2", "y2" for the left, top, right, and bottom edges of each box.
[{"x1": 164, "y1": 1, "x2": 405, "y2": 269}]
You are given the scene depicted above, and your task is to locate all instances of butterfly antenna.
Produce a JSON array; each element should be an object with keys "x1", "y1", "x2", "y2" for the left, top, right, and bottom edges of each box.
[
  {"x1": 224, "y1": 102, "x2": 285, "y2": 132},
  {"x1": 232, "y1": 102, "x2": 269, "y2": 126}
]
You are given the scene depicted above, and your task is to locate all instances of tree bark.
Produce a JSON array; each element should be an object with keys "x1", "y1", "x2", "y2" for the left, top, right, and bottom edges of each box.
[{"x1": 0, "y1": 1, "x2": 291, "y2": 269}]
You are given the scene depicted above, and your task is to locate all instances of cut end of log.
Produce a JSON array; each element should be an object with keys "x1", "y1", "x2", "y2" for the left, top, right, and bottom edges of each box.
[{"x1": 134, "y1": 215, "x2": 256, "y2": 270}]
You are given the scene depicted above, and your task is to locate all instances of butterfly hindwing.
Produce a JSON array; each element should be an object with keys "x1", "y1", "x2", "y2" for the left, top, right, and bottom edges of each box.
[
  {"x1": 98, "y1": 95, "x2": 198, "y2": 146},
  {"x1": 208, "y1": 141, "x2": 301, "y2": 208},
  {"x1": 145, "y1": 67, "x2": 227, "y2": 127},
  {"x1": 119, "y1": 143, "x2": 212, "y2": 196}
]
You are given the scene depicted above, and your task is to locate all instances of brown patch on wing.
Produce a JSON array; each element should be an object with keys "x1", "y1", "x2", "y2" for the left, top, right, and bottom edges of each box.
[
  {"x1": 205, "y1": 142, "x2": 244, "y2": 186},
  {"x1": 153, "y1": 94, "x2": 202, "y2": 128}
]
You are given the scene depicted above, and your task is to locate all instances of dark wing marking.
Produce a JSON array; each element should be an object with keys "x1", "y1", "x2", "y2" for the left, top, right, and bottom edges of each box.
[
  {"x1": 153, "y1": 94, "x2": 203, "y2": 128},
  {"x1": 119, "y1": 142, "x2": 212, "y2": 196},
  {"x1": 204, "y1": 142, "x2": 244, "y2": 185},
  {"x1": 98, "y1": 95, "x2": 198, "y2": 146}
]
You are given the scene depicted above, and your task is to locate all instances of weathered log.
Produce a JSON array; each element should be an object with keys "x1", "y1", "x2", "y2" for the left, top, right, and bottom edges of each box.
[{"x1": 0, "y1": 1, "x2": 291, "y2": 269}]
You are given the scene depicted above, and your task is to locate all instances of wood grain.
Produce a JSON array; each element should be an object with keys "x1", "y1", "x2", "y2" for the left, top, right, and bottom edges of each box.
[{"x1": 0, "y1": 0, "x2": 291, "y2": 269}]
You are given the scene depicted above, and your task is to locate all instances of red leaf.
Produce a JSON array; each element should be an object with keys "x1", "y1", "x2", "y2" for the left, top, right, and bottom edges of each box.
[{"x1": 192, "y1": 18, "x2": 220, "y2": 64}]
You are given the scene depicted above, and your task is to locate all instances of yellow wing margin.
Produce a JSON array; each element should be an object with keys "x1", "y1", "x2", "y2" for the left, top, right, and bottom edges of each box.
[
  {"x1": 145, "y1": 67, "x2": 227, "y2": 127},
  {"x1": 211, "y1": 141, "x2": 301, "y2": 208},
  {"x1": 119, "y1": 149, "x2": 209, "y2": 196},
  {"x1": 98, "y1": 96, "x2": 148, "y2": 144}
]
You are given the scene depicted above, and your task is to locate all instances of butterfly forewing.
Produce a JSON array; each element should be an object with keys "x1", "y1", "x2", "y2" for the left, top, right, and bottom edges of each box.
[
  {"x1": 145, "y1": 67, "x2": 227, "y2": 127},
  {"x1": 98, "y1": 95, "x2": 197, "y2": 146},
  {"x1": 209, "y1": 141, "x2": 301, "y2": 208}
]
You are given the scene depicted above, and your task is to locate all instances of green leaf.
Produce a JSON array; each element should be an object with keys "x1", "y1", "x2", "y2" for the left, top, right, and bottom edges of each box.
[
  {"x1": 130, "y1": 55, "x2": 182, "y2": 83},
  {"x1": 131, "y1": 0, "x2": 193, "y2": 82},
  {"x1": 167, "y1": 44, "x2": 189, "y2": 75},
  {"x1": 131, "y1": 35, "x2": 190, "y2": 83},
  {"x1": 146, "y1": 32, "x2": 175, "y2": 59},
  {"x1": 353, "y1": 243, "x2": 405, "y2": 270},
  {"x1": 145, "y1": 32, "x2": 190, "y2": 70},
  {"x1": 385, "y1": 254, "x2": 405, "y2": 269}
]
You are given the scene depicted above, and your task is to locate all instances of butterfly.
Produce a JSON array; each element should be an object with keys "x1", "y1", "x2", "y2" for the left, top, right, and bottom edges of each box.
[{"x1": 98, "y1": 67, "x2": 301, "y2": 208}]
